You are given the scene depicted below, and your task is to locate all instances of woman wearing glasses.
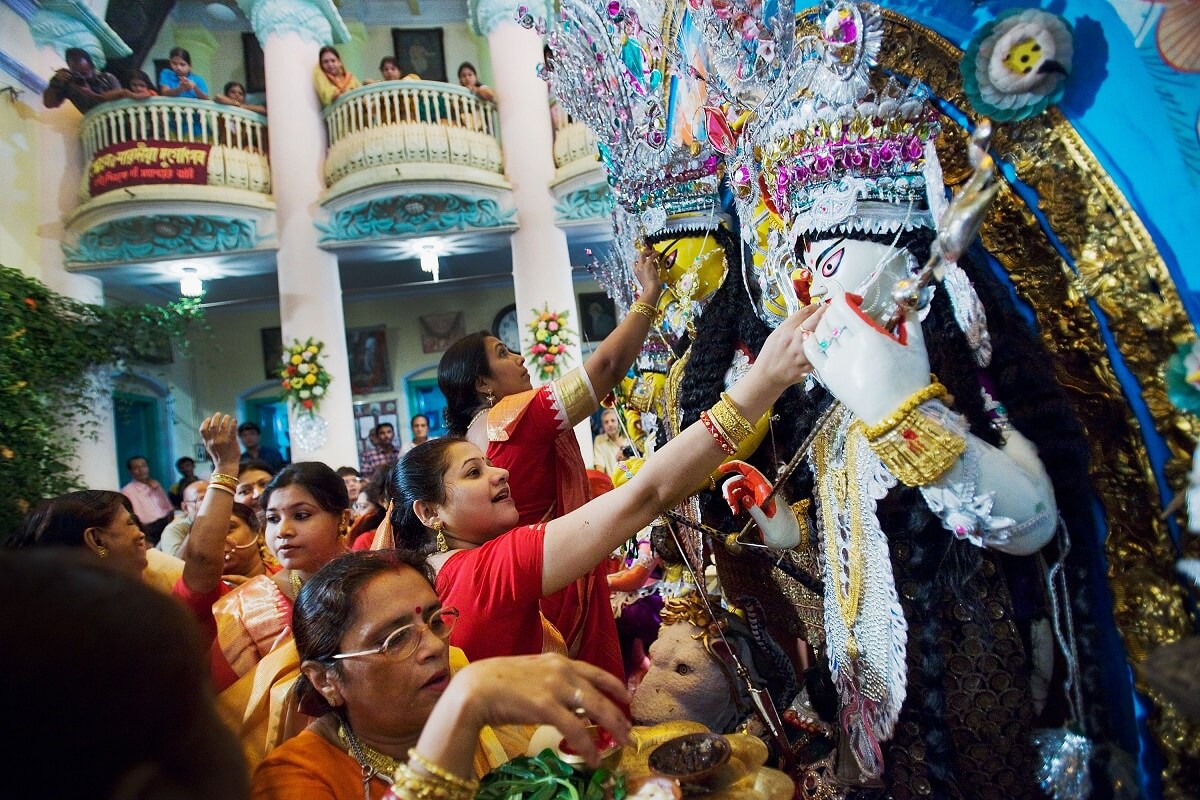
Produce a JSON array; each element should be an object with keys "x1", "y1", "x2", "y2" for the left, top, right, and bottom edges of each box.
[{"x1": 252, "y1": 549, "x2": 630, "y2": 799}]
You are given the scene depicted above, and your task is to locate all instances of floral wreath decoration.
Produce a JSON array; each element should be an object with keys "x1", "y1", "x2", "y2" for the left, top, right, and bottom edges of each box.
[
  {"x1": 527, "y1": 306, "x2": 574, "y2": 382},
  {"x1": 280, "y1": 337, "x2": 331, "y2": 414},
  {"x1": 961, "y1": 8, "x2": 1074, "y2": 123}
]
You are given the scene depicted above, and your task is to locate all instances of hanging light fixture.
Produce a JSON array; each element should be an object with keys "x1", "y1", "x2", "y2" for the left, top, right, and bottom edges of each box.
[
  {"x1": 413, "y1": 239, "x2": 445, "y2": 283},
  {"x1": 179, "y1": 266, "x2": 204, "y2": 297}
]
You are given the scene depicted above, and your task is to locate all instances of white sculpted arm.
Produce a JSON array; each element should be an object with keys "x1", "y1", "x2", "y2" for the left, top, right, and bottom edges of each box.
[{"x1": 805, "y1": 294, "x2": 1056, "y2": 554}]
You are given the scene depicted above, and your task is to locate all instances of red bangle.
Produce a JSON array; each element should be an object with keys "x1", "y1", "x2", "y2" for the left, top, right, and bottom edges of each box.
[{"x1": 700, "y1": 411, "x2": 736, "y2": 455}]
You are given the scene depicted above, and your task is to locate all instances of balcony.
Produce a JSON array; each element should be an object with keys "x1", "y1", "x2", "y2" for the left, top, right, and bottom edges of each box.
[
  {"x1": 63, "y1": 97, "x2": 276, "y2": 273},
  {"x1": 550, "y1": 119, "x2": 612, "y2": 229},
  {"x1": 318, "y1": 81, "x2": 515, "y2": 246}
]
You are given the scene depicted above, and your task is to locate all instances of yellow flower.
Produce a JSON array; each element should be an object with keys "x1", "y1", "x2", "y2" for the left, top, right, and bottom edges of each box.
[
  {"x1": 291, "y1": 355, "x2": 302, "y2": 365},
  {"x1": 290, "y1": 377, "x2": 304, "y2": 389},
  {"x1": 304, "y1": 373, "x2": 317, "y2": 385},
  {"x1": 307, "y1": 345, "x2": 319, "y2": 354}
]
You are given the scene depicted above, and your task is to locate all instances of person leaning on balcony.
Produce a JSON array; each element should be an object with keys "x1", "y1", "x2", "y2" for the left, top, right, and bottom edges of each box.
[
  {"x1": 127, "y1": 70, "x2": 158, "y2": 99},
  {"x1": 314, "y1": 45, "x2": 361, "y2": 107},
  {"x1": 159, "y1": 47, "x2": 210, "y2": 100},
  {"x1": 42, "y1": 47, "x2": 132, "y2": 113},
  {"x1": 456, "y1": 61, "x2": 494, "y2": 102},
  {"x1": 216, "y1": 80, "x2": 267, "y2": 115}
]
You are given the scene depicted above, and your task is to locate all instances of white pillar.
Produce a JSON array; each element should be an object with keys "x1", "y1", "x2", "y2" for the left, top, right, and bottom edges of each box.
[
  {"x1": 37, "y1": 88, "x2": 122, "y2": 490},
  {"x1": 242, "y1": 0, "x2": 359, "y2": 467},
  {"x1": 472, "y1": 1, "x2": 592, "y2": 461}
]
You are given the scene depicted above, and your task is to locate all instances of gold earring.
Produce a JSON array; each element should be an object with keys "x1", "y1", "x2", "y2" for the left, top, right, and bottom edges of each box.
[
  {"x1": 432, "y1": 519, "x2": 448, "y2": 553},
  {"x1": 96, "y1": 545, "x2": 109, "y2": 558},
  {"x1": 484, "y1": 387, "x2": 496, "y2": 407}
]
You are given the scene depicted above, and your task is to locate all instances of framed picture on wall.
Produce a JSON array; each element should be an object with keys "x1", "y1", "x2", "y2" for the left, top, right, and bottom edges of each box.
[
  {"x1": 392, "y1": 28, "x2": 447, "y2": 82},
  {"x1": 242, "y1": 32, "x2": 266, "y2": 94},
  {"x1": 347, "y1": 326, "x2": 392, "y2": 395},
  {"x1": 419, "y1": 311, "x2": 465, "y2": 354},
  {"x1": 353, "y1": 399, "x2": 399, "y2": 460},
  {"x1": 261, "y1": 327, "x2": 283, "y2": 381},
  {"x1": 579, "y1": 292, "x2": 617, "y2": 342}
]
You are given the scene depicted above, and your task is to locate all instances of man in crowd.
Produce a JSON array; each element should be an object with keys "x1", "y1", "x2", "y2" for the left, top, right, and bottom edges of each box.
[
  {"x1": 158, "y1": 480, "x2": 208, "y2": 558},
  {"x1": 360, "y1": 421, "x2": 399, "y2": 479},
  {"x1": 120, "y1": 455, "x2": 176, "y2": 544},
  {"x1": 237, "y1": 422, "x2": 287, "y2": 473},
  {"x1": 403, "y1": 413, "x2": 434, "y2": 453},
  {"x1": 42, "y1": 47, "x2": 131, "y2": 113},
  {"x1": 169, "y1": 456, "x2": 200, "y2": 508}
]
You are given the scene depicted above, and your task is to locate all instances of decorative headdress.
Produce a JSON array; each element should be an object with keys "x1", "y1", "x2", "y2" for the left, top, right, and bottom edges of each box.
[{"x1": 524, "y1": 0, "x2": 724, "y2": 238}]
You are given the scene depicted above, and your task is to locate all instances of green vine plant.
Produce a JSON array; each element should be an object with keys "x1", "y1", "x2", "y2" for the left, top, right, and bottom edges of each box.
[{"x1": 0, "y1": 265, "x2": 204, "y2": 537}]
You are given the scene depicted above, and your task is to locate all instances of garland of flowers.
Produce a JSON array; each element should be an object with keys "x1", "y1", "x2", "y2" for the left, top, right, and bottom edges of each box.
[
  {"x1": 527, "y1": 306, "x2": 574, "y2": 382},
  {"x1": 279, "y1": 337, "x2": 331, "y2": 415},
  {"x1": 0, "y1": 264, "x2": 202, "y2": 537}
]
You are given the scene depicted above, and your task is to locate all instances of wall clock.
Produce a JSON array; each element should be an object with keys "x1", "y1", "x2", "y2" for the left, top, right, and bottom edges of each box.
[{"x1": 492, "y1": 304, "x2": 521, "y2": 353}]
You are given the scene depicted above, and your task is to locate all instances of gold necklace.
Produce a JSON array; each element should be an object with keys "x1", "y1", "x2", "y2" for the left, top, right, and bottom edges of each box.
[
  {"x1": 814, "y1": 412, "x2": 865, "y2": 660},
  {"x1": 288, "y1": 569, "x2": 303, "y2": 600},
  {"x1": 338, "y1": 721, "x2": 400, "y2": 784}
]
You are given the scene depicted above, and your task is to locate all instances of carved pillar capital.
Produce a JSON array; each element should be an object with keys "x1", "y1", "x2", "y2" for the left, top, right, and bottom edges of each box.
[
  {"x1": 468, "y1": 0, "x2": 551, "y2": 38},
  {"x1": 236, "y1": 0, "x2": 349, "y2": 48},
  {"x1": 29, "y1": 0, "x2": 131, "y2": 68}
]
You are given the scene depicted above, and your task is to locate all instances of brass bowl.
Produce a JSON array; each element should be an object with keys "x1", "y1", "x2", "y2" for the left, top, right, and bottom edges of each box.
[{"x1": 647, "y1": 732, "x2": 732, "y2": 785}]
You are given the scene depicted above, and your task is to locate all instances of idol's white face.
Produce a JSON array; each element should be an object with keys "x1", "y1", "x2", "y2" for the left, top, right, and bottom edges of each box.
[{"x1": 797, "y1": 237, "x2": 913, "y2": 322}]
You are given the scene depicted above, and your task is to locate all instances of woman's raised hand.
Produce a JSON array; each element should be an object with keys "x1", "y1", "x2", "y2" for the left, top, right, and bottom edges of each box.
[
  {"x1": 746, "y1": 303, "x2": 825, "y2": 394},
  {"x1": 199, "y1": 413, "x2": 241, "y2": 471},
  {"x1": 632, "y1": 244, "x2": 664, "y2": 305},
  {"x1": 452, "y1": 653, "x2": 632, "y2": 767}
]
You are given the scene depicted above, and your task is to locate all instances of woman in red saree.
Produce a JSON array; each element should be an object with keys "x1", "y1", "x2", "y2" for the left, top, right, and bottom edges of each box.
[{"x1": 433, "y1": 248, "x2": 664, "y2": 679}]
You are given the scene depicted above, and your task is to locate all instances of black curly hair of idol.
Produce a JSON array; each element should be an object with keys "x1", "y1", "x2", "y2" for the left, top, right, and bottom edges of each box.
[{"x1": 669, "y1": 227, "x2": 1112, "y2": 784}]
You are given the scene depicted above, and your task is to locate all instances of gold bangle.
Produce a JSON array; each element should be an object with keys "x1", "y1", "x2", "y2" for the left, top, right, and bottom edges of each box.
[
  {"x1": 628, "y1": 300, "x2": 658, "y2": 323},
  {"x1": 391, "y1": 762, "x2": 475, "y2": 800},
  {"x1": 207, "y1": 483, "x2": 235, "y2": 496},
  {"x1": 857, "y1": 381, "x2": 949, "y2": 440},
  {"x1": 853, "y1": 384, "x2": 965, "y2": 486},
  {"x1": 209, "y1": 472, "x2": 238, "y2": 490},
  {"x1": 711, "y1": 393, "x2": 755, "y2": 445},
  {"x1": 407, "y1": 749, "x2": 479, "y2": 793}
]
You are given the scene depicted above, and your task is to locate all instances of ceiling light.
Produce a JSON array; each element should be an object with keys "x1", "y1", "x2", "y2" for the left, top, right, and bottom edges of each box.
[
  {"x1": 413, "y1": 239, "x2": 445, "y2": 283},
  {"x1": 179, "y1": 267, "x2": 204, "y2": 297}
]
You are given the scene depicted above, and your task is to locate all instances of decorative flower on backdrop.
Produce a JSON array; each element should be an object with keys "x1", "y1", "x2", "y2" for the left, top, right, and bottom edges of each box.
[
  {"x1": 280, "y1": 338, "x2": 331, "y2": 414},
  {"x1": 1164, "y1": 340, "x2": 1200, "y2": 415},
  {"x1": 962, "y1": 8, "x2": 1073, "y2": 122},
  {"x1": 526, "y1": 306, "x2": 574, "y2": 382}
]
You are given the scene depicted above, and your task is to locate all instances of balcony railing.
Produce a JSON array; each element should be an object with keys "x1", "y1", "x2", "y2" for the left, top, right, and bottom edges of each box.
[
  {"x1": 322, "y1": 81, "x2": 504, "y2": 191},
  {"x1": 553, "y1": 119, "x2": 597, "y2": 170},
  {"x1": 79, "y1": 97, "x2": 271, "y2": 197}
]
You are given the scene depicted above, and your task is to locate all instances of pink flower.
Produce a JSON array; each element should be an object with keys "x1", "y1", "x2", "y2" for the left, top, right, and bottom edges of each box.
[
  {"x1": 544, "y1": 354, "x2": 556, "y2": 364},
  {"x1": 548, "y1": 321, "x2": 559, "y2": 331}
]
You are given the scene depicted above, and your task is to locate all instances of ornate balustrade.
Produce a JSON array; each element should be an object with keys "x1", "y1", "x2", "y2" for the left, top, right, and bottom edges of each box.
[
  {"x1": 322, "y1": 80, "x2": 505, "y2": 196},
  {"x1": 550, "y1": 120, "x2": 611, "y2": 225},
  {"x1": 553, "y1": 119, "x2": 597, "y2": 170},
  {"x1": 64, "y1": 97, "x2": 275, "y2": 269},
  {"x1": 79, "y1": 97, "x2": 271, "y2": 196}
]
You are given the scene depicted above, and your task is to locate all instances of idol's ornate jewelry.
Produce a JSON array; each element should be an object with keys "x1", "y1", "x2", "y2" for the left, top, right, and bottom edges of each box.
[
  {"x1": 854, "y1": 381, "x2": 966, "y2": 487},
  {"x1": 810, "y1": 405, "x2": 907, "y2": 780},
  {"x1": 628, "y1": 300, "x2": 658, "y2": 323},
  {"x1": 209, "y1": 471, "x2": 238, "y2": 490}
]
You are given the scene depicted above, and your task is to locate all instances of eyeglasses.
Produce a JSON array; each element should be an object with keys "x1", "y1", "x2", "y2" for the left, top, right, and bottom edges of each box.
[{"x1": 331, "y1": 607, "x2": 459, "y2": 662}]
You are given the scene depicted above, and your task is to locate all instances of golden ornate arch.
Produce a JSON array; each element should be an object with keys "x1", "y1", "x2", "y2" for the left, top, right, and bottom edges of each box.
[{"x1": 875, "y1": 10, "x2": 1198, "y2": 793}]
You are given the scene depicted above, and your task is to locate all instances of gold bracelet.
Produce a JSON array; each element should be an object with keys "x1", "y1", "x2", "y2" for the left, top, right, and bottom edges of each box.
[
  {"x1": 391, "y1": 762, "x2": 475, "y2": 800},
  {"x1": 209, "y1": 472, "x2": 238, "y2": 490},
  {"x1": 207, "y1": 483, "x2": 235, "y2": 496},
  {"x1": 407, "y1": 749, "x2": 479, "y2": 793},
  {"x1": 857, "y1": 381, "x2": 949, "y2": 440},
  {"x1": 710, "y1": 393, "x2": 756, "y2": 446},
  {"x1": 628, "y1": 300, "x2": 658, "y2": 323},
  {"x1": 853, "y1": 385, "x2": 965, "y2": 486}
]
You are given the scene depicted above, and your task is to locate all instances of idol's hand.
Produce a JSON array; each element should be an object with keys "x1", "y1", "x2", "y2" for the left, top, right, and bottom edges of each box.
[{"x1": 804, "y1": 294, "x2": 931, "y2": 425}]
